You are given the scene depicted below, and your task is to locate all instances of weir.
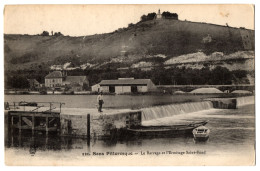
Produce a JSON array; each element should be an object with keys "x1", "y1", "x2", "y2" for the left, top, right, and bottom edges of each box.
[
  {"x1": 141, "y1": 96, "x2": 254, "y2": 121},
  {"x1": 141, "y1": 101, "x2": 213, "y2": 121}
]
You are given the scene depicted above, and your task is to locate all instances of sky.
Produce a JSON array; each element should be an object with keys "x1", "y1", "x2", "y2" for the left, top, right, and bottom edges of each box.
[{"x1": 4, "y1": 4, "x2": 255, "y2": 37}]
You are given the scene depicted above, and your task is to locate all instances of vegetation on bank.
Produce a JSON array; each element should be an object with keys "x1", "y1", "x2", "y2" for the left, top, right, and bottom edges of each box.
[{"x1": 4, "y1": 66, "x2": 250, "y2": 89}]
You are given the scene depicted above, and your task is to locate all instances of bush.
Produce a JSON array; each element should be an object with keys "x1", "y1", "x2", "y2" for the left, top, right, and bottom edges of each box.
[{"x1": 41, "y1": 31, "x2": 49, "y2": 36}]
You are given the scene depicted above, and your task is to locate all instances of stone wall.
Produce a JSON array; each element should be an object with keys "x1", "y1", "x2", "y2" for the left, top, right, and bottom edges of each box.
[
  {"x1": 60, "y1": 111, "x2": 141, "y2": 138},
  {"x1": 209, "y1": 98, "x2": 237, "y2": 109},
  {"x1": 60, "y1": 114, "x2": 89, "y2": 137}
]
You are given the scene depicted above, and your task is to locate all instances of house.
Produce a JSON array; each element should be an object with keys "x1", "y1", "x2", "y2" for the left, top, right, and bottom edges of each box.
[
  {"x1": 45, "y1": 71, "x2": 89, "y2": 91},
  {"x1": 27, "y1": 79, "x2": 40, "y2": 90},
  {"x1": 63, "y1": 76, "x2": 89, "y2": 91},
  {"x1": 97, "y1": 78, "x2": 156, "y2": 94},
  {"x1": 91, "y1": 84, "x2": 101, "y2": 92},
  {"x1": 45, "y1": 71, "x2": 63, "y2": 88}
]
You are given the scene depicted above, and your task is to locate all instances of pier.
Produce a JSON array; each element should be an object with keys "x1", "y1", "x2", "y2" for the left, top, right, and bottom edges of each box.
[{"x1": 6, "y1": 102, "x2": 142, "y2": 139}]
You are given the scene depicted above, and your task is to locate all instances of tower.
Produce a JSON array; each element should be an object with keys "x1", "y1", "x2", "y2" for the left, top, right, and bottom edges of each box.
[{"x1": 156, "y1": 9, "x2": 162, "y2": 19}]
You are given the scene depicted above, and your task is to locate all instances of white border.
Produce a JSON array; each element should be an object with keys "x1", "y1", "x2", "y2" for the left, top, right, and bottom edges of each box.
[{"x1": 0, "y1": 0, "x2": 258, "y2": 170}]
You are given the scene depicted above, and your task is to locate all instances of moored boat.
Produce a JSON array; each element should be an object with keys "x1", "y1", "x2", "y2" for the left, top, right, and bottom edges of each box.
[
  {"x1": 192, "y1": 126, "x2": 210, "y2": 141},
  {"x1": 126, "y1": 120, "x2": 208, "y2": 137}
]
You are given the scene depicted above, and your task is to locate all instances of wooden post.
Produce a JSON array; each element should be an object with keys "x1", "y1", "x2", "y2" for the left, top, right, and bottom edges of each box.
[
  {"x1": 87, "y1": 114, "x2": 90, "y2": 140},
  {"x1": 11, "y1": 115, "x2": 14, "y2": 135},
  {"x1": 46, "y1": 116, "x2": 49, "y2": 135},
  {"x1": 19, "y1": 114, "x2": 22, "y2": 133},
  {"x1": 18, "y1": 132, "x2": 21, "y2": 147},
  {"x1": 32, "y1": 114, "x2": 35, "y2": 135}
]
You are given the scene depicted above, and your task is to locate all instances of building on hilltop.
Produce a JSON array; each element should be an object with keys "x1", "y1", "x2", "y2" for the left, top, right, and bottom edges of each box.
[
  {"x1": 155, "y1": 9, "x2": 162, "y2": 20},
  {"x1": 154, "y1": 9, "x2": 178, "y2": 20},
  {"x1": 92, "y1": 78, "x2": 157, "y2": 94},
  {"x1": 45, "y1": 71, "x2": 89, "y2": 91}
]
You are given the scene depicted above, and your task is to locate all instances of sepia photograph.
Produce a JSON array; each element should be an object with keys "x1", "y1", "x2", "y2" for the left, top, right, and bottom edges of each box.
[{"x1": 3, "y1": 4, "x2": 255, "y2": 166}]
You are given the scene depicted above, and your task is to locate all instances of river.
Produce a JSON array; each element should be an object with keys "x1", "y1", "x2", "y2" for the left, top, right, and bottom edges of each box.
[{"x1": 4, "y1": 95, "x2": 255, "y2": 165}]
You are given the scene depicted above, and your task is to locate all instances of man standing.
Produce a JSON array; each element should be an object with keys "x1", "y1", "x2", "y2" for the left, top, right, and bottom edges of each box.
[{"x1": 97, "y1": 92, "x2": 104, "y2": 112}]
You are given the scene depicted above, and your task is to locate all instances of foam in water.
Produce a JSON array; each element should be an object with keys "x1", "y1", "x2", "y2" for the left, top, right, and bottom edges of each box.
[
  {"x1": 142, "y1": 108, "x2": 219, "y2": 126},
  {"x1": 141, "y1": 101, "x2": 213, "y2": 121},
  {"x1": 236, "y1": 96, "x2": 254, "y2": 107}
]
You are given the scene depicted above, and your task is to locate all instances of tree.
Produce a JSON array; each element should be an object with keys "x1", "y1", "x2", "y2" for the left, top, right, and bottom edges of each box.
[
  {"x1": 41, "y1": 31, "x2": 49, "y2": 36},
  {"x1": 162, "y1": 11, "x2": 178, "y2": 19},
  {"x1": 9, "y1": 75, "x2": 30, "y2": 89},
  {"x1": 140, "y1": 12, "x2": 156, "y2": 22},
  {"x1": 54, "y1": 32, "x2": 64, "y2": 36},
  {"x1": 128, "y1": 23, "x2": 134, "y2": 27}
]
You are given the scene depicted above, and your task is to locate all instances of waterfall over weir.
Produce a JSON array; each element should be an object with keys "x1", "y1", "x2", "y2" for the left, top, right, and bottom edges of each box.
[
  {"x1": 141, "y1": 101, "x2": 213, "y2": 121},
  {"x1": 236, "y1": 96, "x2": 254, "y2": 107}
]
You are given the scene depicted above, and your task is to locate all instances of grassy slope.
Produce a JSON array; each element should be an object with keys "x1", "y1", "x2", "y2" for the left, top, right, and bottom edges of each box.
[{"x1": 4, "y1": 19, "x2": 254, "y2": 70}]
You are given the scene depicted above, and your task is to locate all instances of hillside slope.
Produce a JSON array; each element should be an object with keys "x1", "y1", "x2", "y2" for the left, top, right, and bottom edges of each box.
[{"x1": 4, "y1": 19, "x2": 255, "y2": 70}]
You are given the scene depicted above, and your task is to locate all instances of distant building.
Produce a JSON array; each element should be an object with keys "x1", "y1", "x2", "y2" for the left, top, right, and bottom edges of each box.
[
  {"x1": 96, "y1": 78, "x2": 156, "y2": 94},
  {"x1": 45, "y1": 71, "x2": 63, "y2": 88},
  {"x1": 91, "y1": 84, "x2": 101, "y2": 92},
  {"x1": 63, "y1": 76, "x2": 89, "y2": 91},
  {"x1": 27, "y1": 79, "x2": 40, "y2": 90},
  {"x1": 155, "y1": 9, "x2": 162, "y2": 20},
  {"x1": 45, "y1": 71, "x2": 89, "y2": 91}
]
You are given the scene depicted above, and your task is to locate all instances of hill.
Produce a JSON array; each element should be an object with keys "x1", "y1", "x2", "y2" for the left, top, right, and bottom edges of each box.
[{"x1": 4, "y1": 19, "x2": 254, "y2": 71}]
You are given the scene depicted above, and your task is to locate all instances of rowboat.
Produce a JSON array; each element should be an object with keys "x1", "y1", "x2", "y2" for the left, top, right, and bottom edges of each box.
[
  {"x1": 192, "y1": 126, "x2": 210, "y2": 141},
  {"x1": 126, "y1": 121, "x2": 208, "y2": 137}
]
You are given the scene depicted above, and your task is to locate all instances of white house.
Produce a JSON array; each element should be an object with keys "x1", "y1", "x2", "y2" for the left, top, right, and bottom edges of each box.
[
  {"x1": 96, "y1": 78, "x2": 156, "y2": 94},
  {"x1": 45, "y1": 71, "x2": 63, "y2": 88}
]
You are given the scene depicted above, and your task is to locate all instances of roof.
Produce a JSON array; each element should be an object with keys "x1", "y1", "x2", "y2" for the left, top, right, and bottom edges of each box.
[
  {"x1": 27, "y1": 79, "x2": 39, "y2": 84},
  {"x1": 99, "y1": 79, "x2": 152, "y2": 86},
  {"x1": 45, "y1": 71, "x2": 63, "y2": 78},
  {"x1": 64, "y1": 76, "x2": 87, "y2": 83}
]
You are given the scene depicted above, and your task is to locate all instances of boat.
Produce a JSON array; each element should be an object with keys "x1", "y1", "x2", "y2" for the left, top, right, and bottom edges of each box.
[
  {"x1": 126, "y1": 120, "x2": 208, "y2": 137},
  {"x1": 192, "y1": 126, "x2": 210, "y2": 141},
  {"x1": 19, "y1": 101, "x2": 38, "y2": 107}
]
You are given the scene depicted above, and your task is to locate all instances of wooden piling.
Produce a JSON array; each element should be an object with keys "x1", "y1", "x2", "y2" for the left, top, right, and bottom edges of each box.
[
  {"x1": 87, "y1": 114, "x2": 90, "y2": 139},
  {"x1": 11, "y1": 115, "x2": 14, "y2": 135},
  {"x1": 32, "y1": 114, "x2": 35, "y2": 135},
  {"x1": 19, "y1": 114, "x2": 21, "y2": 133},
  {"x1": 46, "y1": 116, "x2": 49, "y2": 135}
]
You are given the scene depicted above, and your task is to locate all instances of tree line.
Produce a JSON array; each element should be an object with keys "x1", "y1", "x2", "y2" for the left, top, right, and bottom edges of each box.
[
  {"x1": 40, "y1": 31, "x2": 63, "y2": 36},
  {"x1": 4, "y1": 66, "x2": 250, "y2": 89}
]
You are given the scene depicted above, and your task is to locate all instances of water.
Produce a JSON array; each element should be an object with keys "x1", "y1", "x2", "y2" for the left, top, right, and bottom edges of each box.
[
  {"x1": 4, "y1": 95, "x2": 255, "y2": 165},
  {"x1": 5, "y1": 104, "x2": 255, "y2": 165}
]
